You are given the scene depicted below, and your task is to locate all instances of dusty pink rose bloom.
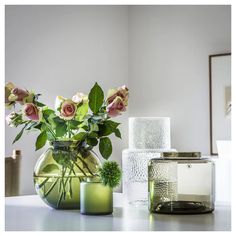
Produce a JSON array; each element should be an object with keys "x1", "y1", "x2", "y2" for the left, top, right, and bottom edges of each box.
[
  {"x1": 106, "y1": 96, "x2": 126, "y2": 117},
  {"x1": 60, "y1": 100, "x2": 76, "y2": 120},
  {"x1": 23, "y1": 103, "x2": 41, "y2": 121},
  {"x1": 9, "y1": 87, "x2": 29, "y2": 102},
  {"x1": 106, "y1": 85, "x2": 129, "y2": 117},
  {"x1": 107, "y1": 85, "x2": 129, "y2": 106}
]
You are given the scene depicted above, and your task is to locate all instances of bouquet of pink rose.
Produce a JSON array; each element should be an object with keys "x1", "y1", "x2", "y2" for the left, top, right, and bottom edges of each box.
[{"x1": 5, "y1": 82, "x2": 128, "y2": 160}]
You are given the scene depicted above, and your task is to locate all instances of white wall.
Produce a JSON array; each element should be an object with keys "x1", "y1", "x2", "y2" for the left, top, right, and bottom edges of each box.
[
  {"x1": 5, "y1": 5, "x2": 231, "y2": 195},
  {"x1": 128, "y1": 5, "x2": 231, "y2": 153}
]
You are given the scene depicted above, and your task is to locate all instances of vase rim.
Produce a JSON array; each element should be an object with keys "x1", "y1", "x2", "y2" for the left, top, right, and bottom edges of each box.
[
  {"x1": 50, "y1": 140, "x2": 77, "y2": 148},
  {"x1": 50, "y1": 140, "x2": 74, "y2": 143}
]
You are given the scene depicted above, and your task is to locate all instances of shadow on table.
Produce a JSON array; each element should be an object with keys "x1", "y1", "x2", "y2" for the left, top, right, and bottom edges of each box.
[{"x1": 5, "y1": 205, "x2": 123, "y2": 231}]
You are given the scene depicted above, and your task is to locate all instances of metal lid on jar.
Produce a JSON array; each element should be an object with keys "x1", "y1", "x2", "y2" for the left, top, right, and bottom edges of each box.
[{"x1": 161, "y1": 152, "x2": 201, "y2": 160}]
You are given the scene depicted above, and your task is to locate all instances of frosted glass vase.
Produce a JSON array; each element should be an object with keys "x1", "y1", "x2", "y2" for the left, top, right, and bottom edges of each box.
[{"x1": 129, "y1": 117, "x2": 171, "y2": 149}]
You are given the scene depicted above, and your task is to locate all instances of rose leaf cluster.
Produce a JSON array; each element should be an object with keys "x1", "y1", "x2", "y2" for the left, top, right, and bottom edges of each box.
[{"x1": 5, "y1": 82, "x2": 129, "y2": 161}]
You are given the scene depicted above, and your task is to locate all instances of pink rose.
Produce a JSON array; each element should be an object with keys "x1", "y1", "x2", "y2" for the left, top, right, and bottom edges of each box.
[
  {"x1": 106, "y1": 85, "x2": 129, "y2": 117},
  {"x1": 9, "y1": 87, "x2": 29, "y2": 103},
  {"x1": 23, "y1": 103, "x2": 42, "y2": 121},
  {"x1": 107, "y1": 85, "x2": 129, "y2": 106},
  {"x1": 106, "y1": 96, "x2": 126, "y2": 117},
  {"x1": 60, "y1": 100, "x2": 76, "y2": 120}
]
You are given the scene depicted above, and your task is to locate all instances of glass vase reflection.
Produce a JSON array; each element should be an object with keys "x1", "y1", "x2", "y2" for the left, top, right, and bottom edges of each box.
[{"x1": 148, "y1": 152, "x2": 215, "y2": 214}]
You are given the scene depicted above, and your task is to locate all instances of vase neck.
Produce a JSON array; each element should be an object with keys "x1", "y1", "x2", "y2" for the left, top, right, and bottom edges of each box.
[{"x1": 50, "y1": 141, "x2": 75, "y2": 151}]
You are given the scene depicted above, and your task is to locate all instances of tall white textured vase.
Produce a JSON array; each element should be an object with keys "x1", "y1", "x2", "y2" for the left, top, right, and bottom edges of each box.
[
  {"x1": 129, "y1": 117, "x2": 171, "y2": 149},
  {"x1": 122, "y1": 117, "x2": 176, "y2": 206}
]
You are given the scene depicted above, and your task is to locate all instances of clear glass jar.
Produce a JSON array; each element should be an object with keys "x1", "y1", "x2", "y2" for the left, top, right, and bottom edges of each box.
[
  {"x1": 34, "y1": 141, "x2": 101, "y2": 209},
  {"x1": 80, "y1": 177, "x2": 113, "y2": 215},
  {"x1": 148, "y1": 152, "x2": 215, "y2": 214}
]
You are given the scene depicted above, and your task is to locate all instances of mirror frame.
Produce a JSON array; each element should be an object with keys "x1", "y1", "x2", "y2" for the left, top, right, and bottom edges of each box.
[{"x1": 209, "y1": 53, "x2": 231, "y2": 155}]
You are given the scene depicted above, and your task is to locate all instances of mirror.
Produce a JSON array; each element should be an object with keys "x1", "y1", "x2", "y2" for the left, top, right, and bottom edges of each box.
[{"x1": 209, "y1": 53, "x2": 231, "y2": 155}]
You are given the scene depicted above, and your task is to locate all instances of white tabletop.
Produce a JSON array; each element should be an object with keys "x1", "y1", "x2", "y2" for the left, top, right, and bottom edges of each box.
[{"x1": 5, "y1": 194, "x2": 231, "y2": 231}]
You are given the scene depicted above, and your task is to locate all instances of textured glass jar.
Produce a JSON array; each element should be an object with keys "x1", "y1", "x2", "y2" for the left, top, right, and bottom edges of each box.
[
  {"x1": 148, "y1": 152, "x2": 215, "y2": 214},
  {"x1": 122, "y1": 149, "x2": 176, "y2": 206},
  {"x1": 34, "y1": 141, "x2": 101, "y2": 209},
  {"x1": 80, "y1": 177, "x2": 113, "y2": 215}
]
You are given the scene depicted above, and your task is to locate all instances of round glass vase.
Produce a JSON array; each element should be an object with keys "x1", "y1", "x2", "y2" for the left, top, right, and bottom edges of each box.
[
  {"x1": 80, "y1": 177, "x2": 113, "y2": 215},
  {"x1": 33, "y1": 141, "x2": 101, "y2": 209}
]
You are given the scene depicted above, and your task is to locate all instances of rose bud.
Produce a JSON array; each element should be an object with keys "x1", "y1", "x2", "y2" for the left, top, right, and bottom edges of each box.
[
  {"x1": 106, "y1": 85, "x2": 129, "y2": 117},
  {"x1": 9, "y1": 87, "x2": 29, "y2": 102},
  {"x1": 60, "y1": 99, "x2": 77, "y2": 120},
  {"x1": 5, "y1": 82, "x2": 16, "y2": 103},
  {"x1": 72, "y1": 92, "x2": 88, "y2": 104},
  {"x1": 107, "y1": 85, "x2": 129, "y2": 106},
  {"x1": 22, "y1": 103, "x2": 42, "y2": 121},
  {"x1": 6, "y1": 112, "x2": 21, "y2": 127},
  {"x1": 106, "y1": 96, "x2": 126, "y2": 117}
]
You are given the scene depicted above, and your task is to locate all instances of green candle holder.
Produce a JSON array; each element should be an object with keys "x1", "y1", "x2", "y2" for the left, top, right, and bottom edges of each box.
[{"x1": 80, "y1": 177, "x2": 113, "y2": 215}]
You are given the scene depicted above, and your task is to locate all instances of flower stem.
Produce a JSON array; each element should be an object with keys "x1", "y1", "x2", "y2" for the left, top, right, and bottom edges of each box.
[
  {"x1": 77, "y1": 155, "x2": 95, "y2": 176},
  {"x1": 56, "y1": 164, "x2": 74, "y2": 208},
  {"x1": 44, "y1": 122, "x2": 57, "y2": 140},
  {"x1": 72, "y1": 160, "x2": 87, "y2": 176},
  {"x1": 44, "y1": 178, "x2": 59, "y2": 197}
]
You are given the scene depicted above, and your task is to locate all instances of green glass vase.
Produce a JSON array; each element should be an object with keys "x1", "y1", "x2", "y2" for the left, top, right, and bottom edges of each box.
[
  {"x1": 80, "y1": 177, "x2": 113, "y2": 215},
  {"x1": 34, "y1": 141, "x2": 101, "y2": 209}
]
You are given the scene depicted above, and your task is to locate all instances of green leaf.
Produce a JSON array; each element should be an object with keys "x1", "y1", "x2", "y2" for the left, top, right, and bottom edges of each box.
[
  {"x1": 12, "y1": 124, "x2": 27, "y2": 144},
  {"x1": 42, "y1": 109, "x2": 55, "y2": 118},
  {"x1": 47, "y1": 114, "x2": 57, "y2": 129},
  {"x1": 35, "y1": 131, "x2": 47, "y2": 151},
  {"x1": 69, "y1": 120, "x2": 82, "y2": 129},
  {"x1": 53, "y1": 116, "x2": 65, "y2": 124},
  {"x1": 88, "y1": 132, "x2": 98, "y2": 138},
  {"x1": 75, "y1": 102, "x2": 89, "y2": 121},
  {"x1": 99, "y1": 137, "x2": 112, "y2": 160},
  {"x1": 40, "y1": 123, "x2": 47, "y2": 132},
  {"x1": 25, "y1": 122, "x2": 40, "y2": 131},
  {"x1": 35, "y1": 101, "x2": 46, "y2": 107},
  {"x1": 98, "y1": 120, "x2": 120, "y2": 137},
  {"x1": 86, "y1": 138, "x2": 98, "y2": 146},
  {"x1": 114, "y1": 128, "x2": 122, "y2": 139},
  {"x1": 42, "y1": 164, "x2": 59, "y2": 173},
  {"x1": 72, "y1": 132, "x2": 86, "y2": 141},
  {"x1": 90, "y1": 123, "x2": 99, "y2": 132},
  {"x1": 55, "y1": 123, "x2": 67, "y2": 137},
  {"x1": 88, "y1": 82, "x2": 104, "y2": 114},
  {"x1": 46, "y1": 131, "x2": 55, "y2": 141}
]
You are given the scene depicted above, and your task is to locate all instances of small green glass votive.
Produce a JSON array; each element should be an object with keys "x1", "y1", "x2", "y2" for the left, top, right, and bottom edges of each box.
[{"x1": 80, "y1": 177, "x2": 113, "y2": 215}]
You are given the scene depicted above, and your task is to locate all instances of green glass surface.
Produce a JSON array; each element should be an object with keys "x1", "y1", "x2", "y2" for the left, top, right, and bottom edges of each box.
[
  {"x1": 80, "y1": 179, "x2": 113, "y2": 215},
  {"x1": 34, "y1": 141, "x2": 101, "y2": 209}
]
